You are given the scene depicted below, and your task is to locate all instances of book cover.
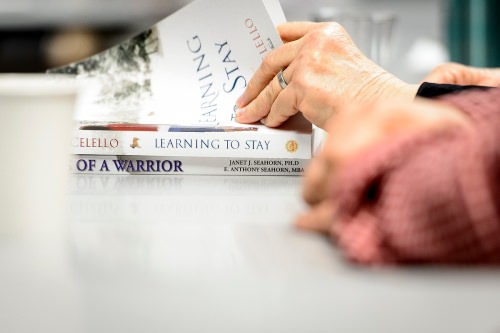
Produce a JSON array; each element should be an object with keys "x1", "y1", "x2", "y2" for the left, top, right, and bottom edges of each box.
[
  {"x1": 50, "y1": 0, "x2": 313, "y2": 169},
  {"x1": 70, "y1": 155, "x2": 308, "y2": 175}
]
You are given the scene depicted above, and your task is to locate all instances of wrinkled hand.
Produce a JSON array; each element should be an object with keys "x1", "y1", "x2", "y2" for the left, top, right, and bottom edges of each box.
[
  {"x1": 236, "y1": 21, "x2": 418, "y2": 129},
  {"x1": 296, "y1": 98, "x2": 470, "y2": 234},
  {"x1": 424, "y1": 62, "x2": 500, "y2": 86}
]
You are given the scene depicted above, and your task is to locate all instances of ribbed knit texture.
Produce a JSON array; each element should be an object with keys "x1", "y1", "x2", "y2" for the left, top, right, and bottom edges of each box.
[{"x1": 332, "y1": 88, "x2": 500, "y2": 264}]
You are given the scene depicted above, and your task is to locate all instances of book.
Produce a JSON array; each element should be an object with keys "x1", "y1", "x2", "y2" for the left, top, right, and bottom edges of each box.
[
  {"x1": 50, "y1": 0, "x2": 314, "y2": 174},
  {"x1": 71, "y1": 114, "x2": 311, "y2": 159},
  {"x1": 70, "y1": 155, "x2": 308, "y2": 175}
]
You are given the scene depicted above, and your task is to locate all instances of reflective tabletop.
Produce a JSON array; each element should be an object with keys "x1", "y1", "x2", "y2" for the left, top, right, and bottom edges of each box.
[{"x1": 1, "y1": 174, "x2": 499, "y2": 333}]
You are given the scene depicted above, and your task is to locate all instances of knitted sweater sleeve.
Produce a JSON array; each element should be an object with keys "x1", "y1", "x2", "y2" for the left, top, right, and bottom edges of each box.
[{"x1": 332, "y1": 88, "x2": 500, "y2": 264}]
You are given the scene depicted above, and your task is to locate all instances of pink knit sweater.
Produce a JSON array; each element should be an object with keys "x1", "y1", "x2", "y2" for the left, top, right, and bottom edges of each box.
[{"x1": 332, "y1": 88, "x2": 500, "y2": 264}]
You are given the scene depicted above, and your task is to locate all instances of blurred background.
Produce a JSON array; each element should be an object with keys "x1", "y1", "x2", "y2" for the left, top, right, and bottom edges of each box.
[{"x1": 0, "y1": 0, "x2": 498, "y2": 83}]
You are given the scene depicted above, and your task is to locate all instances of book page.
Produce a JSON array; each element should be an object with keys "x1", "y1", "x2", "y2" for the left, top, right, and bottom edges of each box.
[
  {"x1": 150, "y1": 0, "x2": 284, "y2": 127},
  {"x1": 263, "y1": 0, "x2": 287, "y2": 26}
]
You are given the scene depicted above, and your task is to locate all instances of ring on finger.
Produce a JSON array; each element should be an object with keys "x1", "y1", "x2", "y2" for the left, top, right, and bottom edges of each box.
[{"x1": 277, "y1": 69, "x2": 288, "y2": 89}]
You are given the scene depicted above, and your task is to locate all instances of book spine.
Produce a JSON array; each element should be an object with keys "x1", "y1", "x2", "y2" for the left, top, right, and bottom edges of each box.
[
  {"x1": 71, "y1": 129, "x2": 311, "y2": 159},
  {"x1": 70, "y1": 155, "x2": 308, "y2": 176}
]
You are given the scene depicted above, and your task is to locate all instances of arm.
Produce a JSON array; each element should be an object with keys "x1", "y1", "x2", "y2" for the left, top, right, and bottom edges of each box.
[{"x1": 298, "y1": 88, "x2": 500, "y2": 264}]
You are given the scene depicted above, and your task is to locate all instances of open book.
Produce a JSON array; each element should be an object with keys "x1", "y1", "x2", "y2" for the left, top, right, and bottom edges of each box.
[{"x1": 51, "y1": 0, "x2": 313, "y2": 175}]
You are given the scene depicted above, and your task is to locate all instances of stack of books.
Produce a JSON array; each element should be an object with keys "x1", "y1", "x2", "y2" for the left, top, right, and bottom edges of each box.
[{"x1": 53, "y1": 0, "x2": 313, "y2": 175}]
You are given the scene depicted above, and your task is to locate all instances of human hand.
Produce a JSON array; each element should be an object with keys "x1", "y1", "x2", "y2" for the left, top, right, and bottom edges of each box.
[
  {"x1": 295, "y1": 98, "x2": 470, "y2": 234},
  {"x1": 424, "y1": 62, "x2": 500, "y2": 86},
  {"x1": 236, "y1": 21, "x2": 418, "y2": 129}
]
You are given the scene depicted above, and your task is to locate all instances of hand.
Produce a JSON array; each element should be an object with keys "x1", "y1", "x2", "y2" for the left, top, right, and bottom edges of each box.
[
  {"x1": 236, "y1": 21, "x2": 418, "y2": 129},
  {"x1": 424, "y1": 62, "x2": 500, "y2": 86},
  {"x1": 296, "y1": 98, "x2": 470, "y2": 234},
  {"x1": 295, "y1": 154, "x2": 340, "y2": 235}
]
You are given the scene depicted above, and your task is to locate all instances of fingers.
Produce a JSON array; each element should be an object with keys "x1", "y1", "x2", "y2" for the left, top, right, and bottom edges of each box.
[
  {"x1": 422, "y1": 62, "x2": 467, "y2": 85},
  {"x1": 235, "y1": 69, "x2": 287, "y2": 123},
  {"x1": 236, "y1": 56, "x2": 298, "y2": 125},
  {"x1": 236, "y1": 40, "x2": 299, "y2": 109},
  {"x1": 236, "y1": 22, "x2": 319, "y2": 115},
  {"x1": 277, "y1": 22, "x2": 323, "y2": 43},
  {"x1": 422, "y1": 62, "x2": 488, "y2": 86},
  {"x1": 302, "y1": 156, "x2": 331, "y2": 205},
  {"x1": 260, "y1": 75, "x2": 299, "y2": 127},
  {"x1": 295, "y1": 200, "x2": 337, "y2": 234},
  {"x1": 235, "y1": 22, "x2": 331, "y2": 126}
]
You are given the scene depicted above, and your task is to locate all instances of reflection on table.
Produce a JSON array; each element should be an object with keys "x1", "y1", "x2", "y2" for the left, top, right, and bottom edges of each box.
[{"x1": 1, "y1": 174, "x2": 499, "y2": 333}]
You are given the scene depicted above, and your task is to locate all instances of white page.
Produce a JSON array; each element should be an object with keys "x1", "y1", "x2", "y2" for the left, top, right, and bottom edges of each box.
[{"x1": 263, "y1": 0, "x2": 287, "y2": 26}]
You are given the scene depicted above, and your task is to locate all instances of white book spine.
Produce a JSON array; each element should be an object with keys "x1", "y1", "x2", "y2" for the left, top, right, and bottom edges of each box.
[
  {"x1": 70, "y1": 155, "x2": 308, "y2": 176},
  {"x1": 71, "y1": 128, "x2": 311, "y2": 159}
]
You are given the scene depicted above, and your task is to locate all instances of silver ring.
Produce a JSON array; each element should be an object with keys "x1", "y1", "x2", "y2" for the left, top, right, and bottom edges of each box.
[{"x1": 277, "y1": 69, "x2": 288, "y2": 89}]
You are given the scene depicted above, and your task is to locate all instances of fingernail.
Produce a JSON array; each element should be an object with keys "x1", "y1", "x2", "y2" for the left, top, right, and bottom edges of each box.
[
  {"x1": 235, "y1": 107, "x2": 246, "y2": 118},
  {"x1": 260, "y1": 117, "x2": 267, "y2": 126},
  {"x1": 236, "y1": 94, "x2": 247, "y2": 108}
]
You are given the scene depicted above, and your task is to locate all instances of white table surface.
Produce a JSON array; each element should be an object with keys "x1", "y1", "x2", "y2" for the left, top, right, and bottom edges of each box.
[{"x1": 1, "y1": 173, "x2": 500, "y2": 333}]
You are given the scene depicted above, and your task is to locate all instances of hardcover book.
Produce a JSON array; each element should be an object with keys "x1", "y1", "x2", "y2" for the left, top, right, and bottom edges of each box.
[
  {"x1": 70, "y1": 155, "x2": 308, "y2": 176},
  {"x1": 50, "y1": 0, "x2": 313, "y2": 175}
]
